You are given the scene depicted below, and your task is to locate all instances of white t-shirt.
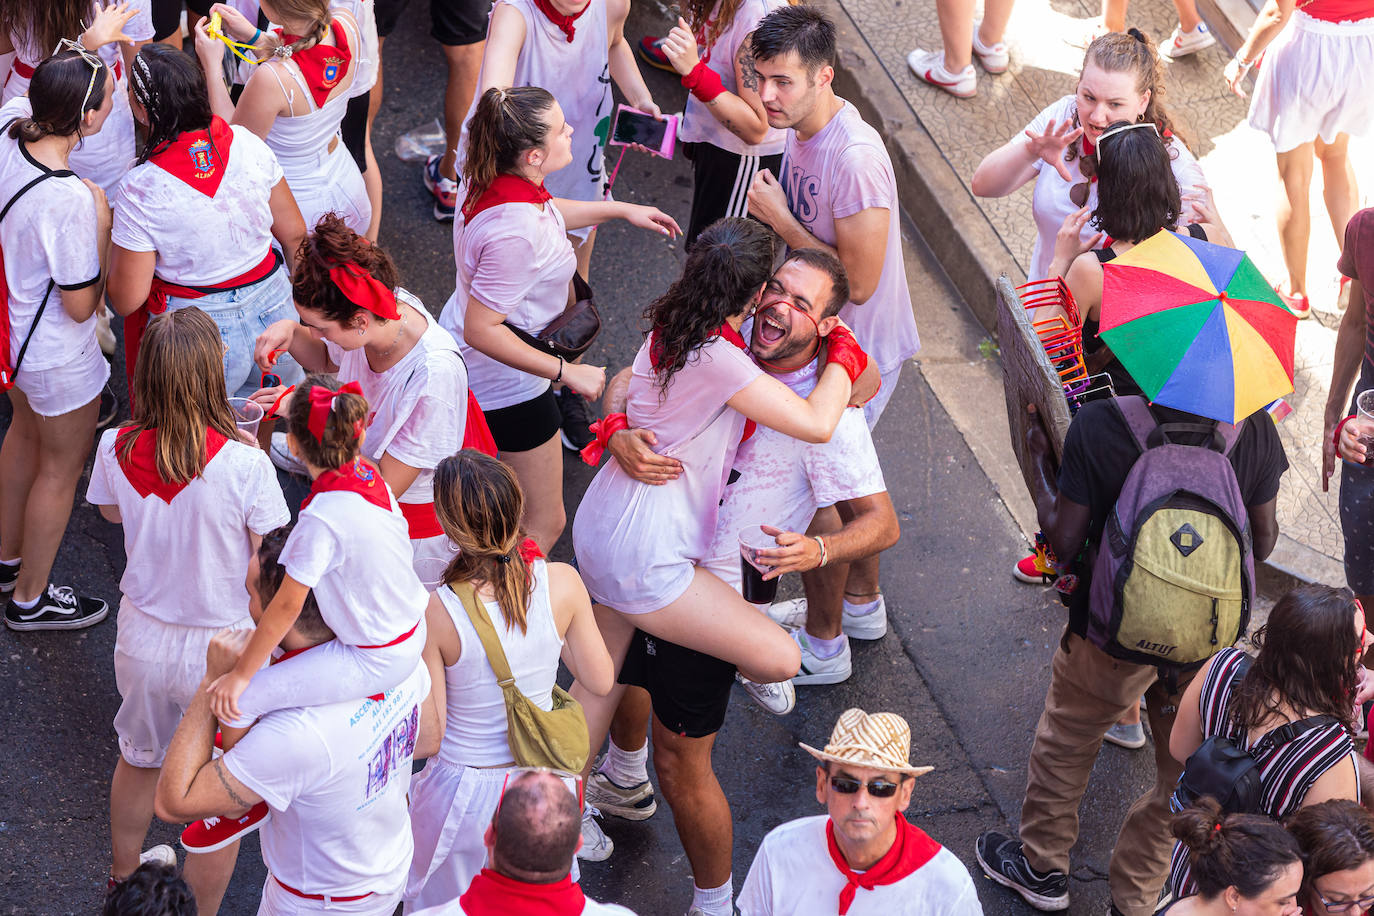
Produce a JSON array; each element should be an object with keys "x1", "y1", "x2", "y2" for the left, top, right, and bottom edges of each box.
[
  {"x1": 281, "y1": 485, "x2": 429, "y2": 646},
  {"x1": 702, "y1": 360, "x2": 885, "y2": 589},
  {"x1": 679, "y1": 0, "x2": 787, "y2": 157},
  {"x1": 111, "y1": 126, "x2": 284, "y2": 285},
  {"x1": 1023, "y1": 95, "x2": 1208, "y2": 280},
  {"x1": 779, "y1": 101, "x2": 920, "y2": 375},
  {"x1": 86, "y1": 430, "x2": 289, "y2": 627},
  {"x1": 738, "y1": 815, "x2": 984, "y2": 916},
  {"x1": 225, "y1": 660, "x2": 429, "y2": 898},
  {"x1": 442, "y1": 199, "x2": 576, "y2": 410},
  {"x1": 0, "y1": 98, "x2": 102, "y2": 372},
  {"x1": 325, "y1": 295, "x2": 468, "y2": 505}
]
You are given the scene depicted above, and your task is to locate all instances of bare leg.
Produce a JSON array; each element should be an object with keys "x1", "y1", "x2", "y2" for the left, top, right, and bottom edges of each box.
[
  {"x1": 10, "y1": 390, "x2": 99, "y2": 602},
  {"x1": 110, "y1": 759, "x2": 161, "y2": 880},
  {"x1": 182, "y1": 842, "x2": 241, "y2": 916},
  {"x1": 837, "y1": 499, "x2": 883, "y2": 605},
  {"x1": 935, "y1": 0, "x2": 976, "y2": 71},
  {"x1": 978, "y1": 0, "x2": 1017, "y2": 46},
  {"x1": 1169, "y1": 0, "x2": 1202, "y2": 31},
  {"x1": 440, "y1": 41, "x2": 486, "y2": 182},
  {"x1": 0, "y1": 391, "x2": 40, "y2": 562},
  {"x1": 498, "y1": 433, "x2": 566, "y2": 554},
  {"x1": 362, "y1": 124, "x2": 382, "y2": 242},
  {"x1": 609, "y1": 686, "x2": 652, "y2": 754},
  {"x1": 1275, "y1": 143, "x2": 1316, "y2": 299},
  {"x1": 1316, "y1": 133, "x2": 1359, "y2": 252},
  {"x1": 652, "y1": 719, "x2": 732, "y2": 889},
  {"x1": 1101, "y1": 0, "x2": 1128, "y2": 32},
  {"x1": 1118, "y1": 704, "x2": 1142, "y2": 727}
]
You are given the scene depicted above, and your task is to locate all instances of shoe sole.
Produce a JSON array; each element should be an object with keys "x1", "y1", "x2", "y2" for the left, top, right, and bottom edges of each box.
[
  {"x1": 433, "y1": 204, "x2": 455, "y2": 222},
  {"x1": 584, "y1": 796, "x2": 658, "y2": 821},
  {"x1": 1162, "y1": 39, "x2": 1215, "y2": 60},
  {"x1": 974, "y1": 845, "x2": 1070, "y2": 911},
  {"x1": 0, "y1": 580, "x2": 16, "y2": 595},
  {"x1": 576, "y1": 841, "x2": 614, "y2": 863},
  {"x1": 910, "y1": 65, "x2": 977, "y2": 98},
  {"x1": 842, "y1": 615, "x2": 886, "y2": 640},
  {"x1": 1013, "y1": 567, "x2": 1050, "y2": 585},
  {"x1": 635, "y1": 47, "x2": 677, "y2": 72},
  {"x1": 793, "y1": 667, "x2": 851, "y2": 686},
  {"x1": 974, "y1": 54, "x2": 1009, "y2": 73},
  {"x1": 1103, "y1": 733, "x2": 1149, "y2": 750},
  {"x1": 6, "y1": 604, "x2": 109, "y2": 631}
]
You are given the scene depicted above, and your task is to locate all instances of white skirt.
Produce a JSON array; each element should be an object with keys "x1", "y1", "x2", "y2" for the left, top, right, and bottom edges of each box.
[
  {"x1": 1248, "y1": 11, "x2": 1374, "y2": 152},
  {"x1": 274, "y1": 137, "x2": 372, "y2": 235}
]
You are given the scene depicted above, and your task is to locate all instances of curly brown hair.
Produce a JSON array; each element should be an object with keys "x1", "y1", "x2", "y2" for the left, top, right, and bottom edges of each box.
[{"x1": 293, "y1": 213, "x2": 401, "y2": 327}]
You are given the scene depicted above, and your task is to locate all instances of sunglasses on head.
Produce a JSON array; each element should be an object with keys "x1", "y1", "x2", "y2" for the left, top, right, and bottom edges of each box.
[
  {"x1": 53, "y1": 38, "x2": 104, "y2": 116},
  {"x1": 829, "y1": 775, "x2": 906, "y2": 798}
]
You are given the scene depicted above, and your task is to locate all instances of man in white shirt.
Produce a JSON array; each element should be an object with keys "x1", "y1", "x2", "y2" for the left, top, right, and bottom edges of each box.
[
  {"x1": 739, "y1": 708, "x2": 983, "y2": 915},
  {"x1": 155, "y1": 532, "x2": 440, "y2": 914},
  {"x1": 744, "y1": 5, "x2": 919, "y2": 666},
  {"x1": 447, "y1": 769, "x2": 636, "y2": 915}
]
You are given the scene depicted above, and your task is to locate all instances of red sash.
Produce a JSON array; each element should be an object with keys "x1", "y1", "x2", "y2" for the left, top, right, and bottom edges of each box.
[
  {"x1": 124, "y1": 248, "x2": 280, "y2": 397},
  {"x1": 459, "y1": 869, "x2": 586, "y2": 916},
  {"x1": 531, "y1": 0, "x2": 591, "y2": 42},
  {"x1": 278, "y1": 21, "x2": 352, "y2": 108},
  {"x1": 12, "y1": 60, "x2": 36, "y2": 80},
  {"x1": 146, "y1": 116, "x2": 234, "y2": 197},
  {"x1": 649, "y1": 322, "x2": 756, "y2": 443},
  {"x1": 463, "y1": 391, "x2": 499, "y2": 457},
  {"x1": 300, "y1": 458, "x2": 392, "y2": 512},
  {"x1": 461, "y1": 173, "x2": 552, "y2": 221},
  {"x1": 115, "y1": 427, "x2": 229, "y2": 503},
  {"x1": 826, "y1": 815, "x2": 942, "y2": 915},
  {"x1": 399, "y1": 500, "x2": 443, "y2": 540}
]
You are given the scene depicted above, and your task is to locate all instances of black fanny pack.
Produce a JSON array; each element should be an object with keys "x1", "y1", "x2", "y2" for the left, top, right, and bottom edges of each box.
[{"x1": 504, "y1": 272, "x2": 601, "y2": 361}]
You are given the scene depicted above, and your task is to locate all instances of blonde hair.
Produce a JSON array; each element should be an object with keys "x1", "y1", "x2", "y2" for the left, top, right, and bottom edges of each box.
[
  {"x1": 267, "y1": 0, "x2": 333, "y2": 59},
  {"x1": 1081, "y1": 29, "x2": 1180, "y2": 142},
  {"x1": 435, "y1": 450, "x2": 534, "y2": 633},
  {"x1": 117, "y1": 308, "x2": 240, "y2": 485}
]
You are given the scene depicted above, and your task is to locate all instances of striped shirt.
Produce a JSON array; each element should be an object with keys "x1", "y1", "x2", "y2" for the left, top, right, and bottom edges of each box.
[{"x1": 1168, "y1": 647, "x2": 1359, "y2": 897}]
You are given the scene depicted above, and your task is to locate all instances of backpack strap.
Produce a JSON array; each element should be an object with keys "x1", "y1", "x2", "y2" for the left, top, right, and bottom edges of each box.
[
  {"x1": 1, "y1": 168, "x2": 63, "y2": 384},
  {"x1": 1114, "y1": 395, "x2": 1159, "y2": 454},
  {"x1": 1251, "y1": 714, "x2": 1340, "y2": 754}
]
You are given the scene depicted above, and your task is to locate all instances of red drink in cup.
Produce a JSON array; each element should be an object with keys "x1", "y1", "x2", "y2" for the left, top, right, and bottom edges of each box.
[{"x1": 739, "y1": 525, "x2": 780, "y2": 605}]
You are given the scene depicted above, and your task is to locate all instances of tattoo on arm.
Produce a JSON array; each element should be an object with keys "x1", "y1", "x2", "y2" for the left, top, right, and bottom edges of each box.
[
  {"x1": 213, "y1": 758, "x2": 254, "y2": 811},
  {"x1": 737, "y1": 40, "x2": 758, "y2": 92}
]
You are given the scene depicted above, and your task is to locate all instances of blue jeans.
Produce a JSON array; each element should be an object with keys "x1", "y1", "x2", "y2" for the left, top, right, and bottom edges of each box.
[{"x1": 164, "y1": 265, "x2": 303, "y2": 398}]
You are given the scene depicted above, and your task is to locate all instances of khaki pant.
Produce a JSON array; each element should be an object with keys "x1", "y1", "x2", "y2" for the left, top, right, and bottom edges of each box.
[{"x1": 1018, "y1": 633, "x2": 1195, "y2": 916}]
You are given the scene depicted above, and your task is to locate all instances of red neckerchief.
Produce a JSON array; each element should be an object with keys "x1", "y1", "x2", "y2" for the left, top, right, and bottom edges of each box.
[
  {"x1": 520, "y1": 538, "x2": 544, "y2": 563},
  {"x1": 459, "y1": 869, "x2": 586, "y2": 916},
  {"x1": 531, "y1": 0, "x2": 591, "y2": 42},
  {"x1": 826, "y1": 815, "x2": 943, "y2": 915},
  {"x1": 300, "y1": 458, "x2": 391, "y2": 512},
  {"x1": 278, "y1": 21, "x2": 352, "y2": 107},
  {"x1": 146, "y1": 116, "x2": 234, "y2": 197},
  {"x1": 115, "y1": 427, "x2": 229, "y2": 503},
  {"x1": 650, "y1": 322, "x2": 756, "y2": 442},
  {"x1": 462, "y1": 173, "x2": 553, "y2": 221}
]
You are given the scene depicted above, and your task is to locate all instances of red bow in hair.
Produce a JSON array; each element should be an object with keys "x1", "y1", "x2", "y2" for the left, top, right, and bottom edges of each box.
[
  {"x1": 329, "y1": 264, "x2": 401, "y2": 320},
  {"x1": 307, "y1": 381, "x2": 364, "y2": 441}
]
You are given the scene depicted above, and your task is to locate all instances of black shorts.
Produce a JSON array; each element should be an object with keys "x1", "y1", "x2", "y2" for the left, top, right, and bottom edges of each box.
[
  {"x1": 619, "y1": 629, "x2": 736, "y2": 739},
  {"x1": 482, "y1": 387, "x2": 560, "y2": 453},
  {"x1": 432, "y1": 0, "x2": 492, "y2": 46},
  {"x1": 151, "y1": 0, "x2": 216, "y2": 40},
  {"x1": 683, "y1": 142, "x2": 783, "y2": 247},
  {"x1": 342, "y1": 93, "x2": 369, "y2": 173},
  {"x1": 375, "y1": 0, "x2": 413, "y2": 37}
]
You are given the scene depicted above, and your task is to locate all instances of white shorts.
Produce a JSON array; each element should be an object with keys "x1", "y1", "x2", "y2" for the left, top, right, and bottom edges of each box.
[
  {"x1": 259, "y1": 876, "x2": 402, "y2": 915},
  {"x1": 862, "y1": 364, "x2": 903, "y2": 430},
  {"x1": 113, "y1": 599, "x2": 253, "y2": 768},
  {"x1": 1248, "y1": 12, "x2": 1374, "y2": 153},
  {"x1": 13, "y1": 340, "x2": 108, "y2": 418}
]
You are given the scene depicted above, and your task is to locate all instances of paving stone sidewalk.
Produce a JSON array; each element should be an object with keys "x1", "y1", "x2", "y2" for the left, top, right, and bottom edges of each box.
[{"x1": 833, "y1": 0, "x2": 1373, "y2": 581}]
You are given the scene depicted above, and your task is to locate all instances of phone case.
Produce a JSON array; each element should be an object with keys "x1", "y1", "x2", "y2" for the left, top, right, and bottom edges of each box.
[{"x1": 608, "y1": 106, "x2": 680, "y2": 159}]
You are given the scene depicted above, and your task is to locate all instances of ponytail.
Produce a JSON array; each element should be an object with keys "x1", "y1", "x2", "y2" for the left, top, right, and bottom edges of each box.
[
  {"x1": 461, "y1": 86, "x2": 556, "y2": 213},
  {"x1": 286, "y1": 373, "x2": 369, "y2": 470},
  {"x1": 434, "y1": 450, "x2": 533, "y2": 633},
  {"x1": 267, "y1": 0, "x2": 333, "y2": 59}
]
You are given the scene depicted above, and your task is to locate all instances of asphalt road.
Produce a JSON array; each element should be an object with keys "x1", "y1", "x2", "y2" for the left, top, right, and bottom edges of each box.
[{"x1": 0, "y1": 4, "x2": 1172, "y2": 914}]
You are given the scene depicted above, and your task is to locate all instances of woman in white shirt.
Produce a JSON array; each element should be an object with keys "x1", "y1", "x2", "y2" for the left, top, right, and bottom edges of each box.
[
  {"x1": 0, "y1": 49, "x2": 115, "y2": 632},
  {"x1": 405, "y1": 449, "x2": 613, "y2": 911},
  {"x1": 971, "y1": 29, "x2": 1208, "y2": 283},
  {"x1": 442, "y1": 86, "x2": 678, "y2": 553}
]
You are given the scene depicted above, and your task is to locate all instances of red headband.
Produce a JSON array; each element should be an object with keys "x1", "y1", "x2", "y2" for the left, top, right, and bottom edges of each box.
[
  {"x1": 328, "y1": 263, "x2": 400, "y2": 320},
  {"x1": 308, "y1": 381, "x2": 365, "y2": 441}
]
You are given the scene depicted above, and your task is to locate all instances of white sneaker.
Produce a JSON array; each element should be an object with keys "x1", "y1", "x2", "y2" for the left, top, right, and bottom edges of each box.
[
  {"x1": 577, "y1": 807, "x2": 614, "y2": 862},
  {"x1": 585, "y1": 769, "x2": 657, "y2": 820},
  {"x1": 765, "y1": 596, "x2": 888, "y2": 640},
  {"x1": 1162, "y1": 22, "x2": 1215, "y2": 59},
  {"x1": 139, "y1": 845, "x2": 177, "y2": 868},
  {"x1": 972, "y1": 20, "x2": 1010, "y2": 73},
  {"x1": 906, "y1": 48, "x2": 976, "y2": 98},
  {"x1": 736, "y1": 673, "x2": 796, "y2": 715},
  {"x1": 793, "y1": 630, "x2": 852, "y2": 686},
  {"x1": 269, "y1": 431, "x2": 308, "y2": 476}
]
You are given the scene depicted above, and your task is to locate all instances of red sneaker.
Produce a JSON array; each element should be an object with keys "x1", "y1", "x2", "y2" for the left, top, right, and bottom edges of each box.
[
  {"x1": 636, "y1": 36, "x2": 676, "y2": 72},
  {"x1": 180, "y1": 801, "x2": 269, "y2": 853},
  {"x1": 1014, "y1": 553, "x2": 1051, "y2": 584},
  {"x1": 1275, "y1": 284, "x2": 1311, "y2": 319}
]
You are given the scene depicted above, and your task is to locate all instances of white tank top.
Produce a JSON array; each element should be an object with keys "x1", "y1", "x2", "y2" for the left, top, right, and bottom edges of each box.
[
  {"x1": 436, "y1": 560, "x2": 564, "y2": 767},
  {"x1": 260, "y1": 12, "x2": 360, "y2": 166}
]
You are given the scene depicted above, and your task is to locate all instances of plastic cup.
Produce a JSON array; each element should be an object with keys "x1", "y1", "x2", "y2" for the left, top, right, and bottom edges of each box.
[
  {"x1": 1358, "y1": 391, "x2": 1374, "y2": 465},
  {"x1": 229, "y1": 397, "x2": 264, "y2": 440},
  {"x1": 739, "y1": 525, "x2": 780, "y2": 605}
]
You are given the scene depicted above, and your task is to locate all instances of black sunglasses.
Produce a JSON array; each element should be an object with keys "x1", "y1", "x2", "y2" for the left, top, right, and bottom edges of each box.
[{"x1": 829, "y1": 775, "x2": 904, "y2": 798}]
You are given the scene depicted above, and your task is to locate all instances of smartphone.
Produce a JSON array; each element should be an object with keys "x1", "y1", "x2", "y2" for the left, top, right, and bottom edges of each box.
[{"x1": 609, "y1": 106, "x2": 679, "y2": 158}]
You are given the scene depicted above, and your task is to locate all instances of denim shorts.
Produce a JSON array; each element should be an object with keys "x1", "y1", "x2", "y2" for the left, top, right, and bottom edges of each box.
[{"x1": 164, "y1": 265, "x2": 303, "y2": 398}]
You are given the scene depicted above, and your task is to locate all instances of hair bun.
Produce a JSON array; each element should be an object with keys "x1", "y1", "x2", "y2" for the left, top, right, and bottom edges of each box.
[{"x1": 1127, "y1": 27, "x2": 1147, "y2": 42}]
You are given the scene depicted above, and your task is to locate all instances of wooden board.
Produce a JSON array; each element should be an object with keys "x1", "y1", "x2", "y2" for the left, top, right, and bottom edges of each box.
[{"x1": 996, "y1": 275, "x2": 1074, "y2": 500}]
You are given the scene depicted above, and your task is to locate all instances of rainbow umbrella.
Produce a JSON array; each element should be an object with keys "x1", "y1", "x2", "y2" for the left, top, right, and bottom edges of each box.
[{"x1": 1098, "y1": 230, "x2": 1297, "y2": 424}]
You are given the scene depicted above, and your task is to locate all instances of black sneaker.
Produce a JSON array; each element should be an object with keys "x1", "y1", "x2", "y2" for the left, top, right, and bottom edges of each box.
[
  {"x1": 556, "y1": 388, "x2": 597, "y2": 451},
  {"x1": 0, "y1": 562, "x2": 18, "y2": 595},
  {"x1": 975, "y1": 831, "x2": 1069, "y2": 911},
  {"x1": 5, "y1": 584, "x2": 109, "y2": 632},
  {"x1": 96, "y1": 383, "x2": 119, "y2": 432}
]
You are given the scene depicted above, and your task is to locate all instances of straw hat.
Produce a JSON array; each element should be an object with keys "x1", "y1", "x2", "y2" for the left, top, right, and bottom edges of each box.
[{"x1": 800, "y1": 708, "x2": 934, "y2": 778}]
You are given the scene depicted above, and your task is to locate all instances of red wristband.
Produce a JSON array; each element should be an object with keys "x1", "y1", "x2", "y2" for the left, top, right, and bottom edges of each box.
[
  {"x1": 581, "y1": 412, "x2": 629, "y2": 466},
  {"x1": 1336, "y1": 414, "x2": 1359, "y2": 454},
  {"x1": 681, "y1": 60, "x2": 726, "y2": 103},
  {"x1": 824, "y1": 327, "x2": 869, "y2": 384}
]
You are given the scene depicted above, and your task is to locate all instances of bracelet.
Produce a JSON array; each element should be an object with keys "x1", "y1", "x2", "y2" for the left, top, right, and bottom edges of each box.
[
  {"x1": 814, "y1": 535, "x2": 828, "y2": 568},
  {"x1": 1335, "y1": 414, "x2": 1358, "y2": 450},
  {"x1": 250, "y1": 27, "x2": 262, "y2": 44},
  {"x1": 553, "y1": 356, "x2": 564, "y2": 384}
]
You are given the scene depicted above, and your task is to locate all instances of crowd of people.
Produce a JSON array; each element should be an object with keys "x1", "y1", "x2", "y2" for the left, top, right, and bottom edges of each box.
[{"x1": 2, "y1": 0, "x2": 1373, "y2": 911}]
